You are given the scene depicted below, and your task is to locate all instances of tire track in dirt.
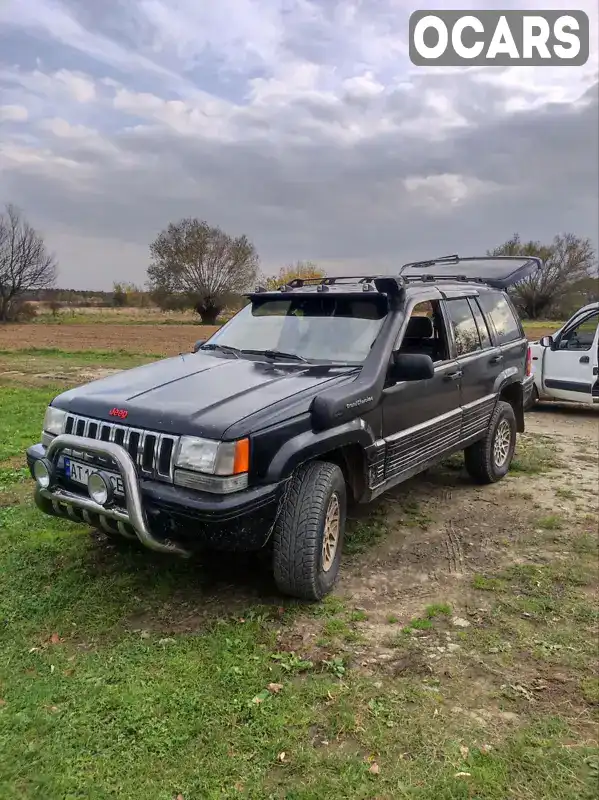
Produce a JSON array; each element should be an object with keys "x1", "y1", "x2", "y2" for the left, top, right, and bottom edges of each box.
[{"x1": 337, "y1": 402, "x2": 598, "y2": 640}]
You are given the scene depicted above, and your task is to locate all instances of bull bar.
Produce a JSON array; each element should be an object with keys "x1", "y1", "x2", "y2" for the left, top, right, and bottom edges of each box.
[{"x1": 36, "y1": 433, "x2": 190, "y2": 557}]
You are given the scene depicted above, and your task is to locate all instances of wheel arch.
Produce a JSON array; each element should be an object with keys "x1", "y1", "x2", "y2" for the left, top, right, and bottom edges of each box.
[
  {"x1": 497, "y1": 380, "x2": 524, "y2": 432},
  {"x1": 265, "y1": 422, "x2": 372, "y2": 500}
]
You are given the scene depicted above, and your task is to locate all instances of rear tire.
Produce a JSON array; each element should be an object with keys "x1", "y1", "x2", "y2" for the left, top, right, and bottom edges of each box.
[
  {"x1": 272, "y1": 461, "x2": 346, "y2": 601},
  {"x1": 464, "y1": 400, "x2": 517, "y2": 485},
  {"x1": 525, "y1": 384, "x2": 539, "y2": 411}
]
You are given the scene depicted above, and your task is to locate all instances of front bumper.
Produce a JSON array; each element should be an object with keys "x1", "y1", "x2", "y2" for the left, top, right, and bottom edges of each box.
[{"x1": 26, "y1": 434, "x2": 282, "y2": 555}]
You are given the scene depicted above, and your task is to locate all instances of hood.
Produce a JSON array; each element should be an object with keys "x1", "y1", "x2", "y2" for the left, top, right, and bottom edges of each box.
[{"x1": 52, "y1": 352, "x2": 358, "y2": 439}]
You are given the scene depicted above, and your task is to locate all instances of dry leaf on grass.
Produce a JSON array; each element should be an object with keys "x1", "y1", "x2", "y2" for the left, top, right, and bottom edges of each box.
[
  {"x1": 267, "y1": 683, "x2": 284, "y2": 694},
  {"x1": 49, "y1": 633, "x2": 60, "y2": 645},
  {"x1": 460, "y1": 745, "x2": 469, "y2": 759},
  {"x1": 455, "y1": 772, "x2": 471, "y2": 778},
  {"x1": 278, "y1": 752, "x2": 286, "y2": 763},
  {"x1": 368, "y1": 763, "x2": 380, "y2": 775}
]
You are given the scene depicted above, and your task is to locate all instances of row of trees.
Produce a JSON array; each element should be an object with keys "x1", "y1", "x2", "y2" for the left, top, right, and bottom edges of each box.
[
  {"x1": 1, "y1": 203, "x2": 597, "y2": 323},
  {"x1": 145, "y1": 217, "x2": 598, "y2": 323}
]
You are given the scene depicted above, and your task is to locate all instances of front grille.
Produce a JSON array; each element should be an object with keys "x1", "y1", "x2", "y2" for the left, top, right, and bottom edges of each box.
[{"x1": 63, "y1": 414, "x2": 179, "y2": 482}]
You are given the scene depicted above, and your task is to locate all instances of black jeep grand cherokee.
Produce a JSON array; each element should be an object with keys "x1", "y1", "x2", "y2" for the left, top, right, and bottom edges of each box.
[{"x1": 27, "y1": 255, "x2": 537, "y2": 600}]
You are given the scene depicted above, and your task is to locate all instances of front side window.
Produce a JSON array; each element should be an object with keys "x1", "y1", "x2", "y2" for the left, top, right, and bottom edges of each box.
[
  {"x1": 446, "y1": 299, "x2": 482, "y2": 356},
  {"x1": 477, "y1": 292, "x2": 522, "y2": 344},
  {"x1": 558, "y1": 313, "x2": 599, "y2": 351},
  {"x1": 396, "y1": 300, "x2": 450, "y2": 362},
  {"x1": 205, "y1": 294, "x2": 388, "y2": 363}
]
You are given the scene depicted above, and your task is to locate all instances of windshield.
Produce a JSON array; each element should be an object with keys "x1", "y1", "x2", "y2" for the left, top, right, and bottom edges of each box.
[{"x1": 205, "y1": 294, "x2": 388, "y2": 363}]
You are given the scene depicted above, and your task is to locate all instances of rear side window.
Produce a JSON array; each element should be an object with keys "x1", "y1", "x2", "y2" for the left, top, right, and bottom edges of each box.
[
  {"x1": 477, "y1": 292, "x2": 522, "y2": 345},
  {"x1": 445, "y1": 299, "x2": 482, "y2": 356},
  {"x1": 468, "y1": 298, "x2": 492, "y2": 349}
]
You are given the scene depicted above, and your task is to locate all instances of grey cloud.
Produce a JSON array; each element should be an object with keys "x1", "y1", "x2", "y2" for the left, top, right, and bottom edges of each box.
[{"x1": 1, "y1": 1, "x2": 597, "y2": 291}]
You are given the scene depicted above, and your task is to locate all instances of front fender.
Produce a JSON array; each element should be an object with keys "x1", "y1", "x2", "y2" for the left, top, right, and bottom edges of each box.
[{"x1": 264, "y1": 418, "x2": 376, "y2": 483}]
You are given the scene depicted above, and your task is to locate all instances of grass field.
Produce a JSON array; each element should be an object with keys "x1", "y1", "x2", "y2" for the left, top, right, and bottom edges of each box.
[{"x1": 0, "y1": 338, "x2": 597, "y2": 799}]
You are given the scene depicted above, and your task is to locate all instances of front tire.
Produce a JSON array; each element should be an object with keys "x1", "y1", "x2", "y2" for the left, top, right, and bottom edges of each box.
[
  {"x1": 464, "y1": 400, "x2": 517, "y2": 484},
  {"x1": 273, "y1": 461, "x2": 346, "y2": 601}
]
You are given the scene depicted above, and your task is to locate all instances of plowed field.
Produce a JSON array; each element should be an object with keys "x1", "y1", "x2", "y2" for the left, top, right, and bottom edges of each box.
[{"x1": 0, "y1": 324, "x2": 220, "y2": 356}]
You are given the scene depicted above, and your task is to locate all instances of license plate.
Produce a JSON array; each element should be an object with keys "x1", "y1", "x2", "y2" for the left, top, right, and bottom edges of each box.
[{"x1": 64, "y1": 457, "x2": 124, "y2": 496}]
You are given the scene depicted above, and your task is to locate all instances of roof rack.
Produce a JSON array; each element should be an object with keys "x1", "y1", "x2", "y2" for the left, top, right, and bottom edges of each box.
[
  {"x1": 250, "y1": 255, "x2": 543, "y2": 296},
  {"x1": 400, "y1": 254, "x2": 460, "y2": 273},
  {"x1": 399, "y1": 254, "x2": 543, "y2": 290},
  {"x1": 399, "y1": 273, "x2": 487, "y2": 285},
  {"x1": 283, "y1": 275, "x2": 378, "y2": 288},
  {"x1": 251, "y1": 275, "x2": 404, "y2": 296}
]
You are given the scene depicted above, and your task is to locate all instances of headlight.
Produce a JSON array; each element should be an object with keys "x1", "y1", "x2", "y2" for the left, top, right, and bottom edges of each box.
[
  {"x1": 175, "y1": 436, "x2": 249, "y2": 476},
  {"x1": 43, "y1": 406, "x2": 67, "y2": 436}
]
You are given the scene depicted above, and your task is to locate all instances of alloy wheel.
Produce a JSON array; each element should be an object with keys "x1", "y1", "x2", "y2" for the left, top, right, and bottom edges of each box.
[
  {"x1": 493, "y1": 418, "x2": 512, "y2": 467},
  {"x1": 322, "y1": 492, "x2": 341, "y2": 572}
]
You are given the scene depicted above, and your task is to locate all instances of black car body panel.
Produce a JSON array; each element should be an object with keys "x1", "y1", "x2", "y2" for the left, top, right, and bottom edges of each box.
[
  {"x1": 25, "y1": 255, "x2": 535, "y2": 558},
  {"x1": 51, "y1": 352, "x2": 360, "y2": 441}
]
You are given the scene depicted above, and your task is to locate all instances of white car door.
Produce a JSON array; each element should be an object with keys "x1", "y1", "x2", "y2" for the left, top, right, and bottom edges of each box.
[{"x1": 542, "y1": 309, "x2": 599, "y2": 404}]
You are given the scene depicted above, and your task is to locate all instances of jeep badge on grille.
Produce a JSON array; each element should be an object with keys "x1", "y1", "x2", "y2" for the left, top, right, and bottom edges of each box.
[{"x1": 109, "y1": 408, "x2": 128, "y2": 419}]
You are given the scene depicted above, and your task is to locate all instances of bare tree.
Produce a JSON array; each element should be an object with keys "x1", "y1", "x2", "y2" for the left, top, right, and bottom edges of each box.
[
  {"x1": 0, "y1": 204, "x2": 57, "y2": 322},
  {"x1": 147, "y1": 218, "x2": 259, "y2": 324},
  {"x1": 489, "y1": 233, "x2": 597, "y2": 319}
]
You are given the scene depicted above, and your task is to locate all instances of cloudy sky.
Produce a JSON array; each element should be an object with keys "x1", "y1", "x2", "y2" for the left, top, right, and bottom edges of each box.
[{"x1": 1, "y1": 0, "x2": 597, "y2": 290}]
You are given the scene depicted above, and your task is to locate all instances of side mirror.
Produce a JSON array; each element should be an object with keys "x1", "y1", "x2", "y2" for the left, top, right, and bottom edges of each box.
[
  {"x1": 192, "y1": 339, "x2": 205, "y2": 353},
  {"x1": 390, "y1": 352, "x2": 435, "y2": 383},
  {"x1": 539, "y1": 335, "x2": 554, "y2": 348}
]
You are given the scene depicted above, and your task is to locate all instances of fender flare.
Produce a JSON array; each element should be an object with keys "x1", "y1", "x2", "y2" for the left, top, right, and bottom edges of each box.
[
  {"x1": 493, "y1": 367, "x2": 522, "y2": 396},
  {"x1": 494, "y1": 369, "x2": 525, "y2": 431},
  {"x1": 265, "y1": 419, "x2": 376, "y2": 483}
]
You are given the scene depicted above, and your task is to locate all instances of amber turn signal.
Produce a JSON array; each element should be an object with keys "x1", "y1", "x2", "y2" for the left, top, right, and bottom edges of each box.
[{"x1": 233, "y1": 438, "x2": 250, "y2": 474}]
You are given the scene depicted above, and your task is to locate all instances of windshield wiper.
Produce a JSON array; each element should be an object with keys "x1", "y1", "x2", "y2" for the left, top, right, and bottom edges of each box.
[
  {"x1": 199, "y1": 343, "x2": 241, "y2": 358},
  {"x1": 241, "y1": 348, "x2": 308, "y2": 363}
]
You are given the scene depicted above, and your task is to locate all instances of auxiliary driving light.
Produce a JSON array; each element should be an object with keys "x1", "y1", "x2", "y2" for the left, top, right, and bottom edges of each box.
[
  {"x1": 33, "y1": 458, "x2": 52, "y2": 489},
  {"x1": 87, "y1": 472, "x2": 114, "y2": 506}
]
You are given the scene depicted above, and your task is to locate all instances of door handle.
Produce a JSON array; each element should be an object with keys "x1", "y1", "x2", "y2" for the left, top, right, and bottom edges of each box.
[
  {"x1": 580, "y1": 355, "x2": 590, "y2": 363},
  {"x1": 489, "y1": 354, "x2": 503, "y2": 364},
  {"x1": 444, "y1": 370, "x2": 462, "y2": 381}
]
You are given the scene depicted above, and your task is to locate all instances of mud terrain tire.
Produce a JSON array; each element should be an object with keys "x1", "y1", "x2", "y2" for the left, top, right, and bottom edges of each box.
[{"x1": 273, "y1": 461, "x2": 346, "y2": 601}]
